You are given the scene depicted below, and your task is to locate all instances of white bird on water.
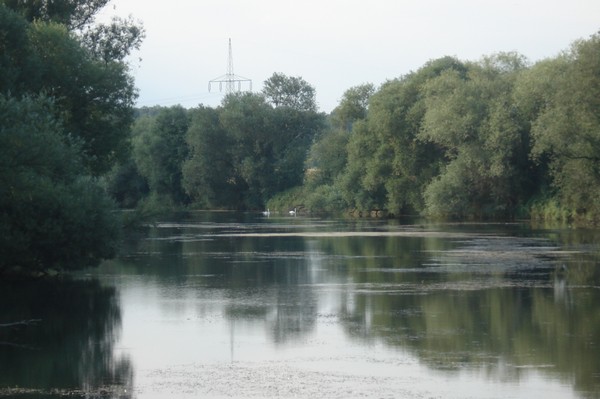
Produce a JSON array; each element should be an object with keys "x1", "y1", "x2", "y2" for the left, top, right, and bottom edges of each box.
[
  {"x1": 289, "y1": 208, "x2": 297, "y2": 216},
  {"x1": 262, "y1": 208, "x2": 270, "y2": 216}
]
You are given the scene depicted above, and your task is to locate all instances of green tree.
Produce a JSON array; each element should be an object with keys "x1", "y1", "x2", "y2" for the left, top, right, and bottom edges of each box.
[
  {"x1": 269, "y1": 105, "x2": 325, "y2": 193},
  {"x1": 340, "y1": 120, "x2": 387, "y2": 212},
  {"x1": 102, "y1": 158, "x2": 148, "y2": 209},
  {"x1": 337, "y1": 57, "x2": 466, "y2": 215},
  {"x1": 218, "y1": 93, "x2": 272, "y2": 208},
  {"x1": 306, "y1": 128, "x2": 349, "y2": 187},
  {"x1": 0, "y1": 4, "x2": 32, "y2": 94},
  {"x1": 183, "y1": 106, "x2": 241, "y2": 208},
  {"x1": 132, "y1": 106, "x2": 190, "y2": 206},
  {"x1": 330, "y1": 83, "x2": 374, "y2": 131},
  {"x1": 303, "y1": 84, "x2": 375, "y2": 213},
  {"x1": 1, "y1": 0, "x2": 109, "y2": 29},
  {"x1": 262, "y1": 72, "x2": 317, "y2": 112},
  {"x1": 0, "y1": 2, "x2": 143, "y2": 174},
  {"x1": 519, "y1": 33, "x2": 600, "y2": 222},
  {"x1": 0, "y1": 95, "x2": 120, "y2": 273},
  {"x1": 419, "y1": 53, "x2": 530, "y2": 218},
  {"x1": 181, "y1": 90, "x2": 325, "y2": 210},
  {"x1": 0, "y1": 2, "x2": 142, "y2": 274}
]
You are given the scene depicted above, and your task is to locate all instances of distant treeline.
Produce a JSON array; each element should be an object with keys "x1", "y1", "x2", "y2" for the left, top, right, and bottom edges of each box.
[
  {"x1": 108, "y1": 32, "x2": 600, "y2": 225},
  {"x1": 105, "y1": 73, "x2": 324, "y2": 212}
]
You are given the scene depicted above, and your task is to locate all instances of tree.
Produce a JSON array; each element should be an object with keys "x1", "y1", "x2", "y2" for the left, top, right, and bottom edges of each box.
[
  {"x1": 340, "y1": 120, "x2": 387, "y2": 212},
  {"x1": 419, "y1": 53, "x2": 530, "y2": 218},
  {"x1": 183, "y1": 106, "x2": 241, "y2": 208},
  {"x1": 269, "y1": 106, "x2": 325, "y2": 192},
  {"x1": 0, "y1": 5, "x2": 32, "y2": 94},
  {"x1": 335, "y1": 57, "x2": 466, "y2": 215},
  {"x1": 179, "y1": 91, "x2": 325, "y2": 210},
  {"x1": 520, "y1": 33, "x2": 600, "y2": 221},
  {"x1": 262, "y1": 72, "x2": 318, "y2": 112},
  {"x1": 102, "y1": 158, "x2": 149, "y2": 209},
  {"x1": 132, "y1": 106, "x2": 190, "y2": 205},
  {"x1": 81, "y1": 15, "x2": 144, "y2": 63},
  {"x1": 2, "y1": 0, "x2": 110, "y2": 30},
  {"x1": 0, "y1": 1, "x2": 142, "y2": 274},
  {"x1": 306, "y1": 128, "x2": 349, "y2": 187},
  {"x1": 303, "y1": 84, "x2": 374, "y2": 213},
  {"x1": 330, "y1": 83, "x2": 375, "y2": 131},
  {"x1": 0, "y1": 2, "x2": 144, "y2": 174},
  {"x1": 0, "y1": 95, "x2": 120, "y2": 273}
]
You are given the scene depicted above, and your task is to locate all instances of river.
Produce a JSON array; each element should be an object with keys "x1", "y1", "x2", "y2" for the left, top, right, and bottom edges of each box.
[{"x1": 1, "y1": 211, "x2": 599, "y2": 398}]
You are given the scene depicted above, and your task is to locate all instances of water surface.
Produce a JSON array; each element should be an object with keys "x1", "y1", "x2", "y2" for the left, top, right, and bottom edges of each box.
[{"x1": 1, "y1": 212, "x2": 599, "y2": 398}]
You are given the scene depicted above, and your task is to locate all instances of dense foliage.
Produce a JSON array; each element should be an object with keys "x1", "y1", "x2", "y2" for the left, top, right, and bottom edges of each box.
[
  {"x1": 108, "y1": 74, "x2": 325, "y2": 211},
  {"x1": 106, "y1": 31, "x2": 600, "y2": 225},
  {"x1": 0, "y1": 1, "x2": 143, "y2": 274},
  {"x1": 295, "y1": 35, "x2": 600, "y2": 223}
]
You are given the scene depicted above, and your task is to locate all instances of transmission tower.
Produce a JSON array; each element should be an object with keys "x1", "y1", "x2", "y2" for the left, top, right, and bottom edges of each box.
[{"x1": 208, "y1": 38, "x2": 252, "y2": 94}]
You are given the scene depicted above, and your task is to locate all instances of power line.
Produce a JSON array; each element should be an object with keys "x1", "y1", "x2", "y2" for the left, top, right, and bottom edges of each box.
[{"x1": 208, "y1": 38, "x2": 252, "y2": 94}]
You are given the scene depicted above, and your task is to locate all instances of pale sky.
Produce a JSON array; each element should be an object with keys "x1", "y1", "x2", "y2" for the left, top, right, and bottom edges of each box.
[{"x1": 100, "y1": 0, "x2": 600, "y2": 113}]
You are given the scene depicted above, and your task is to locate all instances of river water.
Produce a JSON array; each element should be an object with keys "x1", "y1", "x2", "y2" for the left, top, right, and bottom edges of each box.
[{"x1": 1, "y1": 212, "x2": 599, "y2": 398}]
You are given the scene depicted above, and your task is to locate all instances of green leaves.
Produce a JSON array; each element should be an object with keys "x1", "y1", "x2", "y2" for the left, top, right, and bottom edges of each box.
[
  {"x1": 0, "y1": 2, "x2": 142, "y2": 273},
  {"x1": 179, "y1": 90, "x2": 326, "y2": 210},
  {"x1": 0, "y1": 95, "x2": 120, "y2": 272},
  {"x1": 0, "y1": 3, "x2": 140, "y2": 174},
  {"x1": 2, "y1": 0, "x2": 110, "y2": 30},
  {"x1": 81, "y1": 16, "x2": 145, "y2": 63},
  {"x1": 518, "y1": 33, "x2": 600, "y2": 219},
  {"x1": 262, "y1": 72, "x2": 317, "y2": 112},
  {"x1": 132, "y1": 106, "x2": 190, "y2": 205}
]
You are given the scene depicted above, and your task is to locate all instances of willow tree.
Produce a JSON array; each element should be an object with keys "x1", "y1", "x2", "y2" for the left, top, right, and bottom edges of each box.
[
  {"x1": 336, "y1": 57, "x2": 466, "y2": 215},
  {"x1": 518, "y1": 33, "x2": 600, "y2": 222},
  {"x1": 420, "y1": 53, "x2": 531, "y2": 218}
]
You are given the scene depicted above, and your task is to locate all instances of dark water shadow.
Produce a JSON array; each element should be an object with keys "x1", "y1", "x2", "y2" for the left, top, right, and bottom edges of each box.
[{"x1": 0, "y1": 278, "x2": 133, "y2": 398}]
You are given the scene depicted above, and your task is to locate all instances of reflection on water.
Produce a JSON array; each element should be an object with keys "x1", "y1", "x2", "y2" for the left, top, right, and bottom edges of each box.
[
  {"x1": 0, "y1": 279, "x2": 133, "y2": 398},
  {"x1": 3, "y1": 212, "x2": 600, "y2": 398}
]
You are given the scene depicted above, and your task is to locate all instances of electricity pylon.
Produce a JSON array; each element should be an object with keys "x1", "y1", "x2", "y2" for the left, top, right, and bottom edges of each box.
[{"x1": 208, "y1": 38, "x2": 252, "y2": 94}]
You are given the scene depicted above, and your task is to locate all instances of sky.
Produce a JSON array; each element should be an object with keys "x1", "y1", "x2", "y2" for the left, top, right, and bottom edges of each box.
[{"x1": 99, "y1": 0, "x2": 600, "y2": 113}]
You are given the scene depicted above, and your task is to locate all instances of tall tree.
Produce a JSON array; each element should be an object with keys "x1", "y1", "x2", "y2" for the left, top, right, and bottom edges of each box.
[
  {"x1": 0, "y1": 1, "x2": 144, "y2": 174},
  {"x1": 181, "y1": 91, "x2": 325, "y2": 210},
  {"x1": 0, "y1": 2, "x2": 142, "y2": 273},
  {"x1": 133, "y1": 106, "x2": 190, "y2": 205},
  {"x1": 419, "y1": 53, "x2": 530, "y2": 218},
  {"x1": 183, "y1": 106, "x2": 241, "y2": 208},
  {"x1": 520, "y1": 33, "x2": 600, "y2": 220},
  {"x1": 337, "y1": 57, "x2": 466, "y2": 215}
]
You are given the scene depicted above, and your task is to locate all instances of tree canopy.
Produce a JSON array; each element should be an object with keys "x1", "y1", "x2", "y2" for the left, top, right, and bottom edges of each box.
[
  {"x1": 277, "y1": 34, "x2": 600, "y2": 223},
  {"x1": 0, "y1": 1, "x2": 143, "y2": 274},
  {"x1": 262, "y1": 72, "x2": 318, "y2": 112},
  {"x1": 110, "y1": 75, "x2": 326, "y2": 211},
  {"x1": 109, "y1": 32, "x2": 600, "y2": 225},
  {"x1": 0, "y1": 1, "x2": 144, "y2": 174}
]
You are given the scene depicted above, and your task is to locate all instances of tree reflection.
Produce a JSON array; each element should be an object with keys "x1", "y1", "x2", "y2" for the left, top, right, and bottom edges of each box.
[
  {"x1": 95, "y1": 215, "x2": 600, "y2": 398},
  {"x1": 0, "y1": 279, "x2": 133, "y2": 398},
  {"x1": 333, "y1": 234, "x2": 600, "y2": 399}
]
